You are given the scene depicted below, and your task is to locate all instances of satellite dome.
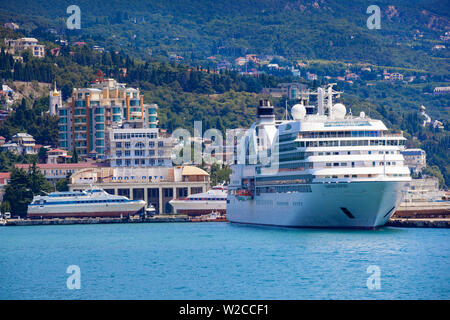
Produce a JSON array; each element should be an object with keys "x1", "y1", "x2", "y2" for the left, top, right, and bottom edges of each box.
[
  {"x1": 360, "y1": 111, "x2": 365, "y2": 118},
  {"x1": 331, "y1": 103, "x2": 346, "y2": 119},
  {"x1": 291, "y1": 104, "x2": 306, "y2": 120}
]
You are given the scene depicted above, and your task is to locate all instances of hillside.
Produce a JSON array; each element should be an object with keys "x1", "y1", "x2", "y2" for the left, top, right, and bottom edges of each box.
[{"x1": 0, "y1": 0, "x2": 448, "y2": 74}]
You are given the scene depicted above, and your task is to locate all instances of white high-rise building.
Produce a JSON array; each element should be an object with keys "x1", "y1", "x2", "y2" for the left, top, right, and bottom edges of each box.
[{"x1": 107, "y1": 126, "x2": 175, "y2": 167}]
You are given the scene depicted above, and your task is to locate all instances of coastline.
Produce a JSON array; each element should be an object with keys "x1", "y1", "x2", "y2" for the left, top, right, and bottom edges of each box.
[
  {"x1": 1, "y1": 216, "x2": 448, "y2": 228},
  {"x1": 0, "y1": 215, "x2": 190, "y2": 226},
  {"x1": 386, "y1": 218, "x2": 450, "y2": 228}
]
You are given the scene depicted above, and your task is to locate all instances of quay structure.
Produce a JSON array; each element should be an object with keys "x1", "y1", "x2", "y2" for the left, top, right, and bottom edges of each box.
[{"x1": 394, "y1": 176, "x2": 450, "y2": 218}]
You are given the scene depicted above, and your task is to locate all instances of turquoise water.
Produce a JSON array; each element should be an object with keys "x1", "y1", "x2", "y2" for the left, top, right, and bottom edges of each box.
[{"x1": 0, "y1": 223, "x2": 449, "y2": 300}]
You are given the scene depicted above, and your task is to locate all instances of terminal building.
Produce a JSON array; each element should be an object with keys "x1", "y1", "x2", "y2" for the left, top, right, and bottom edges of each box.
[
  {"x1": 68, "y1": 166, "x2": 210, "y2": 214},
  {"x1": 15, "y1": 162, "x2": 107, "y2": 185}
]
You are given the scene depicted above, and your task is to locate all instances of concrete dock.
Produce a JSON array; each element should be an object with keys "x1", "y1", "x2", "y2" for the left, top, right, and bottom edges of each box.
[
  {"x1": 386, "y1": 218, "x2": 450, "y2": 228},
  {"x1": 0, "y1": 215, "x2": 190, "y2": 226},
  {"x1": 1, "y1": 216, "x2": 449, "y2": 228}
]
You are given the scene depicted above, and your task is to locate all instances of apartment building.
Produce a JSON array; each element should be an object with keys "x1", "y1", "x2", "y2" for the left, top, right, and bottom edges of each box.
[{"x1": 53, "y1": 78, "x2": 158, "y2": 159}]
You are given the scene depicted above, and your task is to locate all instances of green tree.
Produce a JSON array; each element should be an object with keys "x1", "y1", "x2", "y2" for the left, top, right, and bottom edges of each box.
[
  {"x1": 2, "y1": 168, "x2": 33, "y2": 217},
  {"x1": 28, "y1": 162, "x2": 53, "y2": 195},
  {"x1": 38, "y1": 147, "x2": 48, "y2": 164},
  {"x1": 210, "y1": 163, "x2": 232, "y2": 186},
  {"x1": 0, "y1": 201, "x2": 10, "y2": 214},
  {"x1": 2, "y1": 163, "x2": 53, "y2": 217},
  {"x1": 423, "y1": 166, "x2": 445, "y2": 188},
  {"x1": 55, "y1": 172, "x2": 71, "y2": 192},
  {"x1": 70, "y1": 148, "x2": 79, "y2": 163}
]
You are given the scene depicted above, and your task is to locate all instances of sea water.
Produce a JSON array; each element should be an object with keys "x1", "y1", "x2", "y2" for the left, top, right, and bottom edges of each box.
[{"x1": 0, "y1": 223, "x2": 448, "y2": 299}]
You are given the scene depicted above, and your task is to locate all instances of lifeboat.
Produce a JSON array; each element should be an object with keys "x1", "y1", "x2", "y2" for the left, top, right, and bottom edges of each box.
[{"x1": 236, "y1": 189, "x2": 253, "y2": 201}]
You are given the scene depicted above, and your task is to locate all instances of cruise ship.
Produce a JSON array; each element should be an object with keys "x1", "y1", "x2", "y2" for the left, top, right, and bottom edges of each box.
[
  {"x1": 227, "y1": 85, "x2": 411, "y2": 228},
  {"x1": 169, "y1": 186, "x2": 227, "y2": 216},
  {"x1": 28, "y1": 188, "x2": 146, "y2": 218}
]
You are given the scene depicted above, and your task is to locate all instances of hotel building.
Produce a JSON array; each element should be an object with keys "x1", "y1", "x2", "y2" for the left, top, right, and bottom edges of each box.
[{"x1": 107, "y1": 126, "x2": 174, "y2": 167}]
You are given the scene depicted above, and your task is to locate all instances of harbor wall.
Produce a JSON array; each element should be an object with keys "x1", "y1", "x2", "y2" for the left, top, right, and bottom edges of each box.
[
  {"x1": 387, "y1": 218, "x2": 450, "y2": 228},
  {"x1": 0, "y1": 216, "x2": 189, "y2": 226},
  {"x1": 1, "y1": 216, "x2": 448, "y2": 228}
]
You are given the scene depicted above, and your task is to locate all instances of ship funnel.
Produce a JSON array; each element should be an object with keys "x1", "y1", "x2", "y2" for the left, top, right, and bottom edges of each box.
[{"x1": 257, "y1": 99, "x2": 275, "y2": 122}]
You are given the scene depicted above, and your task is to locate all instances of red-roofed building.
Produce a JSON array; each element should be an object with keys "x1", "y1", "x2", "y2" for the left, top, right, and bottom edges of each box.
[
  {"x1": 32, "y1": 144, "x2": 43, "y2": 154},
  {"x1": 15, "y1": 162, "x2": 106, "y2": 183},
  {"x1": 50, "y1": 48, "x2": 61, "y2": 56},
  {"x1": 0, "y1": 172, "x2": 10, "y2": 185},
  {"x1": 47, "y1": 148, "x2": 72, "y2": 164},
  {"x1": 0, "y1": 110, "x2": 8, "y2": 123},
  {"x1": 0, "y1": 172, "x2": 10, "y2": 202}
]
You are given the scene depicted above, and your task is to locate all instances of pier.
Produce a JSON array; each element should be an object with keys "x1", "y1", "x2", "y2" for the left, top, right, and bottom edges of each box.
[
  {"x1": 386, "y1": 218, "x2": 450, "y2": 228},
  {"x1": 1, "y1": 216, "x2": 448, "y2": 228},
  {"x1": 0, "y1": 215, "x2": 190, "y2": 226}
]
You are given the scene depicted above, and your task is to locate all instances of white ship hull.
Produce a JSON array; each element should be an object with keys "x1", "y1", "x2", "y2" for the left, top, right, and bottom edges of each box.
[
  {"x1": 170, "y1": 199, "x2": 226, "y2": 216},
  {"x1": 28, "y1": 201, "x2": 145, "y2": 218},
  {"x1": 169, "y1": 186, "x2": 227, "y2": 216},
  {"x1": 227, "y1": 181, "x2": 408, "y2": 228}
]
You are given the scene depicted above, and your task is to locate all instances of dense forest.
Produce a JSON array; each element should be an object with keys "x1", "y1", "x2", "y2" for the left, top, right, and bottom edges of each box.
[{"x1": 0, "y1": 0, "x2": 448, "y2": 74}]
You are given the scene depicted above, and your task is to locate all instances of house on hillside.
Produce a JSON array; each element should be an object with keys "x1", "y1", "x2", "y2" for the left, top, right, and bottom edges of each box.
[
  {"x1": 47, "y1": 148, "x2": 72, "y2": 164},
  {"x1": 4, "y1": 22, "x2": 19, "y2": 30},
  {"x1": 383, "y1": 70, "x2": 404, "y2": 81},
  {"x1": 306, "y1": 72, "x2": 318, "y2": 81},
  {"x1": 235, "y1": 57, "x2": 247, "y2": 66},
  {"x1": 433, "y1": 86, "x2": 450, "y2": 95},
  {"x1": 261, "y1": 83, "x2": 307, "y2": 99},
  {"x1": 5, "y1": 38, "x2": 45, "y2": 58},
  {"x1": 12, "y1": 133, "x2": 37, "y2": 155}
]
